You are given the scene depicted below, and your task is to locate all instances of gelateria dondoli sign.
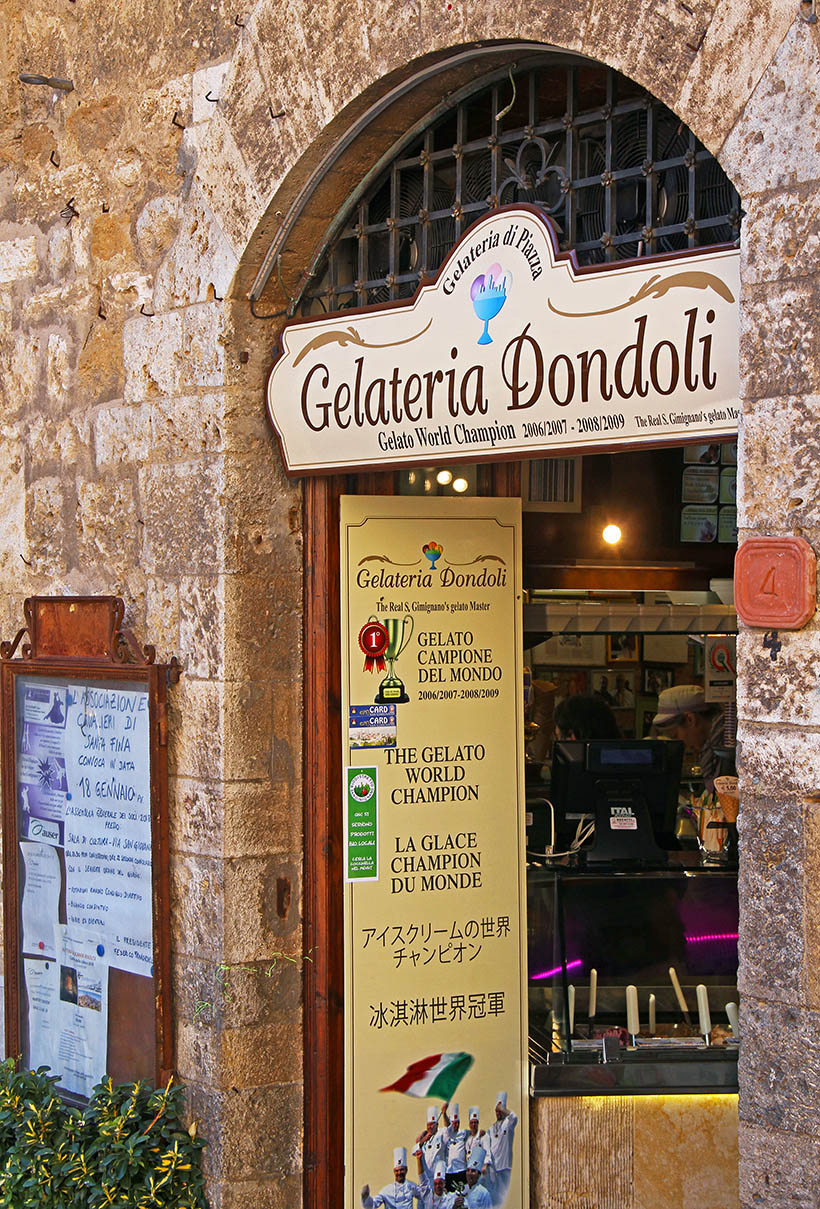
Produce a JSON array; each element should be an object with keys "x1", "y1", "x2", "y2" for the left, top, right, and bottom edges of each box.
[{"x1": 266, "y1": 205, "x2": 740, "y2": 474}]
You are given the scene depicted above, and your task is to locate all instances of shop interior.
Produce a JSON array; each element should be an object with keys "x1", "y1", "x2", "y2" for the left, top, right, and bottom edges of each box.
[{"x1": 403, "y1": 437, "x2": 739, "y2": 1097}]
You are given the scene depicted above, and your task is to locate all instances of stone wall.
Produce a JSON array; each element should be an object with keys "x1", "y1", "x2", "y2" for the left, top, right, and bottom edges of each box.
[{"x1": 0, "y1": 1, "x2": 818, "y2": 1206}]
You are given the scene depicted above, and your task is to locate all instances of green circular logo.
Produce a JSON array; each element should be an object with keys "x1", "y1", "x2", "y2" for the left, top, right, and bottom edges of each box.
[{"x1": 350, "y1": 772, "x2": 376, "y2": 802}]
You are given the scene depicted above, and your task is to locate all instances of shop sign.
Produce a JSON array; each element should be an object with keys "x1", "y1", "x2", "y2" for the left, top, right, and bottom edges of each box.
[
  {"x1": 268, "y1": 205, "x2": 740, "y2": 474},
  {"x1": 340, "y1": 496, "x2": 528, "y2": 1209}
]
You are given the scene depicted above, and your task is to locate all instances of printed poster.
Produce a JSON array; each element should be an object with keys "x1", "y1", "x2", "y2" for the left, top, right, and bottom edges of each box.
[{"x1": 341, "y1": 496, "x2": 528, "y2": 1209}]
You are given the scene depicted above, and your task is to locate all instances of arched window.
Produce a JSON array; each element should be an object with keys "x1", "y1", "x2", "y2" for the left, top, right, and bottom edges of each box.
[{"x1": 301, "y1": 58, "x2": 740, "y2": 315}]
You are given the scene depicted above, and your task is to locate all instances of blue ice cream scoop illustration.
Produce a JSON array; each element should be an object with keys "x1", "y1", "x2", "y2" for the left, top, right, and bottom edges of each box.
[{"x1": 470, "y1": 264, "x2": 511, "y2": 345}]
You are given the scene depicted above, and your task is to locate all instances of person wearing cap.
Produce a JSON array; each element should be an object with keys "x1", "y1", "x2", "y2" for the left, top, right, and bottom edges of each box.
[
  {"x1": 420, "y1": 1159, "x2": 459, "y2": 1209},
  {"x1": 462, "y1": 1146, "x2": 492, "y2": 1209},
  {"x1": 415, "y1": 1105, "x2": 447, "y2": 1182},
  {"x1": 464, "y1": 1107, "x2": 487, "y2": 1168},
  {"x1": 441, "y1": 1102, "x2": 470, "y2": 1189},
  {"x1": 361, "y1": 1146, "x2": 429, "y2": 1209},
  {"x1": 487, "y1": 1093, "x2": 518, "y2": 1203},
  {"x1": 652, "y1": 684, "x2": 724, "y2": 792}
]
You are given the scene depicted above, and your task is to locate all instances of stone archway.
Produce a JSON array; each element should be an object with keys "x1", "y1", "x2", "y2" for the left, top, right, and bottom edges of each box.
[{"x1": 142, "y1": 4, "x2": 820, "y2": 1206}]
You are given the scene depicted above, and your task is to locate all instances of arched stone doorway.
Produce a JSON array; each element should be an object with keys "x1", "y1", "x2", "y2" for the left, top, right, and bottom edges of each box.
[{"x1": 148, "y1": 6, "x2": 816, "y2": 1206}]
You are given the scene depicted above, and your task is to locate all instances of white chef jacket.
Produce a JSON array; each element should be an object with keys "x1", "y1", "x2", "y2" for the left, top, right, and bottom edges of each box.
[
  {"x1": 487, "y1": 1112, "x2": 518, "y2": 1173},
  {"x1": 445, "y1": 1125, "x2": 470, "y2": 1173},
  {"x1": 362, "y1": 1179, "x2": 428, "y2": 1209},
  {"x1": 465, "y1": 1183, "x2": 493, "y2": 1209},
  {"x1": 419, "y1": 1130, "x2": 446, "y2": 1180},
  {"x1": 465, "y1": 1131, "x2": 487, "y2": 1166}
]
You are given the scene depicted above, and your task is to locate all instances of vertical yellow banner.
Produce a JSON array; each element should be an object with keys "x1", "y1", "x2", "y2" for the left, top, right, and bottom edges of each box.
[{"x1": 341, "y1": 496, "x2": 528, "y2": 1209}]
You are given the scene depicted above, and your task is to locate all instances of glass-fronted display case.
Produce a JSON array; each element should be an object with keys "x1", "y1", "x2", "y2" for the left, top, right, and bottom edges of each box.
[{"x1": 527, "y1": 861, "x2": 739, "y2": 1094}]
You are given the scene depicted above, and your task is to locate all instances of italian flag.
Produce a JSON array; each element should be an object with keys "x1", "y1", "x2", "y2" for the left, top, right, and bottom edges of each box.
[{"x1": 380, "y1": 1052, "x2": 474, "y2": 1099}]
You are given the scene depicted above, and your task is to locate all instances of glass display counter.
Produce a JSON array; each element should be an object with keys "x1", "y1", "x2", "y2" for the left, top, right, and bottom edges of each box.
[{"x1": 527, "y1": 859, "x2": 739, "y2": 1096}]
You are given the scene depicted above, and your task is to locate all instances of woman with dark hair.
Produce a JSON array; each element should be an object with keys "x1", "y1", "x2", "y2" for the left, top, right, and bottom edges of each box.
[{"x1": 553, "y1": 694, "x2": 620, "y2": 742}]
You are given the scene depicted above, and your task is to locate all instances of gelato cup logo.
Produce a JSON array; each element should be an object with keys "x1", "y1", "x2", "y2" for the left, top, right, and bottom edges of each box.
[
  {"x1": 350, "y1": 772, "x2": 376, "y2": 802},
  {"x1": 470, "y1": 264, "x2": 511, "y2": 345}
]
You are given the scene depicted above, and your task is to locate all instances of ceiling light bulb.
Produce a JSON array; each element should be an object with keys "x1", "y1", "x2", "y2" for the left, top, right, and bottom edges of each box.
[
  {"x1": 423, "y1": 477, "x2": 432, "y2": 493},
  {"x1": 452, "y1": 477, "x2": 469, "y2": 494},
  {"x1": 436, "y1": 469, "x2": 453, "y2": 485},
  {"x1": 407, "y1": 471, "x2": 416, "y2": 485},
  {"x1": 602, "y1": 524, "x2": 622, "y2": 545}
]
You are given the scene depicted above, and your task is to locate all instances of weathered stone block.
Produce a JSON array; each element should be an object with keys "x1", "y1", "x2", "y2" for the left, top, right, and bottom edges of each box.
[
  {"x1": 193, "y1": 61, "x2": 230, "y2": 125},
  {"x1": 736, "y1": 627, "x2": 820, "y2": 728},
  {"x1": 223, "y1": 680, "x2": 275, "y2": 782},
  {"x1": 737, "y1": 395, "x2": 820, "y2": 532},
  {"x1": 738, "y1": 789, "x2": 805, "y2": 1005},
  {"x1": 169, "y1": 776, "x2": 224, "y2": 859},
  {"x1": 220, "y1": 1014, "x2": 303, "y2": 1087},
  {"x1": 152, "y1": 184, "x2": 237, "y2": 310},
  {"x1": 740, "y1": 281, "x2": 820, "y2": 401},
  {"x1": 138, "y1": 459, "x2": 225, "y2": 576},
  {"x1": 0, "y1": 425, "x2": 26, "y2": 575},
  {"x1": 123, "y1": 309, "x2": 184, "y2": 402},
  {"x1": 739, "y1": 998, "x2": 820, "y2": 1135},
  {"x1": 223, "y1": 572, "x2": 301, "y2": 684},
  {"x1": 677, "y1": 0, "x2": 794, "y2": 159},
  {"x1": 180, "y1": 302, "x2": 225, "y2": 389},
  {"x1": 77, "y1": 319, "x2": 125, "y2": 406},
  {"x1": 194, "y1": 109, "x2": 263, "y2": 257},
  {"x1": 721, "y1": 20, "x2": 820, "y2": 193},
  {"x1": 179, "y1": 574, "x2": 225, "y2": 679},
  {"x1": 219, "y1": 1082, "x2": 303, "y2": 1180},
  {"x1": 0, "y1": 234, "x2": 37, "y2": 283},
  {"x1": 167, "y1": 676, "x2": 224, "y2": 783},
  {"x1": 221, "y1": 1174, "x2": 302, "y2": 1209},
  {"x1": 46, "y1": 332, "x2": 71, "y2": 405},
  {"x1": 26, "y1": 477, "x2": 66, "y2": 577},
  {"x1": 135, "y1": 194, "x2": 182, "y2": 270},
  {"x1": 222, "y1": 855, "x2": 301, "y2": 965},
  {"x1": 75, "y1": 476, "x2": 140, "y2": 575},
  {"x1": 742, "y1": 186, "x2": 820, "y2": 285},
  {"x1": 144, "y1": 575, "x2": 180, "y2": 662},
  {"x1": 94, "y1": 402, "x2": 152, "y2": 468},
  {"x1": 90, "y1": 212, "x2": 134, "y2": 263},
  {"x1": 223, "y1": 780, "x2": 301, "y2": 861},
  {"x1": 739, "y1": 1123, "x2": 820, "y2": 1209},
  {"x1": 150, "y1": 391, "x2": 225, "y2": 460},
  {"x1": 171, "y1": 851, "x2": 224, "y2": 960},
  {"x1": 738, "y1": 723, "x2": 820, "y2": 797}
]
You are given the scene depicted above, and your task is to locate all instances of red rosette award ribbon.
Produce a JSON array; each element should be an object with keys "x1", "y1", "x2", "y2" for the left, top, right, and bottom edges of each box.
[{"x1": 358, "y1": 619, "x2": 389, "y2": 673}]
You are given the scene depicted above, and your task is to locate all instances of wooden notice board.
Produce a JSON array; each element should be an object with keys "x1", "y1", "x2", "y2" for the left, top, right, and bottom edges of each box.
[{"x1": 1, "y1": 597, "x2": 179, "y2": 1097}]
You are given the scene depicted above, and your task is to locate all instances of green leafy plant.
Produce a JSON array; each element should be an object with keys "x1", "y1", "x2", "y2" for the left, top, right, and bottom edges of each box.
[{"x1": 0, "y1": 1060, "x2": 208, "y2": 1208}]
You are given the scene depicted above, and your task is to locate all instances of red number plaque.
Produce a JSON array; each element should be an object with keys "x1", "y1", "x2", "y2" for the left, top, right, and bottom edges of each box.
[{"x1": 734, "y1": 536, "x2": 817, "y2": 629}]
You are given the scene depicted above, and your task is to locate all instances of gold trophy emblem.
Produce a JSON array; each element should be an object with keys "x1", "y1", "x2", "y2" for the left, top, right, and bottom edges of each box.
[{"x1": 374, "y1": 615, "x2": 414, "y2": 704}]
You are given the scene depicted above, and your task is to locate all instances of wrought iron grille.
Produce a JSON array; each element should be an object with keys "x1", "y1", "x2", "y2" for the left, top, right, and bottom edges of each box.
[{"x1": 300, "y1": 59, "x2": 740, "y2": 315}]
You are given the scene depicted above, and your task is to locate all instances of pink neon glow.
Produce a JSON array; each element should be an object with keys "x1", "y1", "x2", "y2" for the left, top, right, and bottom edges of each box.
[
  {"x1": 685, "y1": 932, "x2": 738, "y2": 944},
  {"x1": 530, "y1": 959, "x2": 583, "y2": 981}
]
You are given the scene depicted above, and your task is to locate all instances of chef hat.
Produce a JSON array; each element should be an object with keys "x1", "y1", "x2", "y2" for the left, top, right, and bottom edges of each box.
[
  {"x1": 469, "y1": 1106, "x2": 479, "y2": 1121},
  {"x1": 450, "y1": 1102, "x2": 459, "y2": 1117},
  {"x1": 434, "y1": 1161, "x2": 447, "y2": 1181},
  {"x1": 496, "y1": 1091, "x2": 507, "y2": 1108},
  {"x1": 393, "y1": 1147, "x2": 407, "y2": 1168},
  {"x1": 427, "y1": 1106, "x2": 438, "y2": 1124},
  {"x1": 467, "y1": 1146, "x2": 485, "y2": 1171}
]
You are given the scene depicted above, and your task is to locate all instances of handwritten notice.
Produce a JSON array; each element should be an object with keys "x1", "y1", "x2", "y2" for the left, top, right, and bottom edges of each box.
[{"x1": 63, "y1": 685, "x2": 153, "y2": 977}]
